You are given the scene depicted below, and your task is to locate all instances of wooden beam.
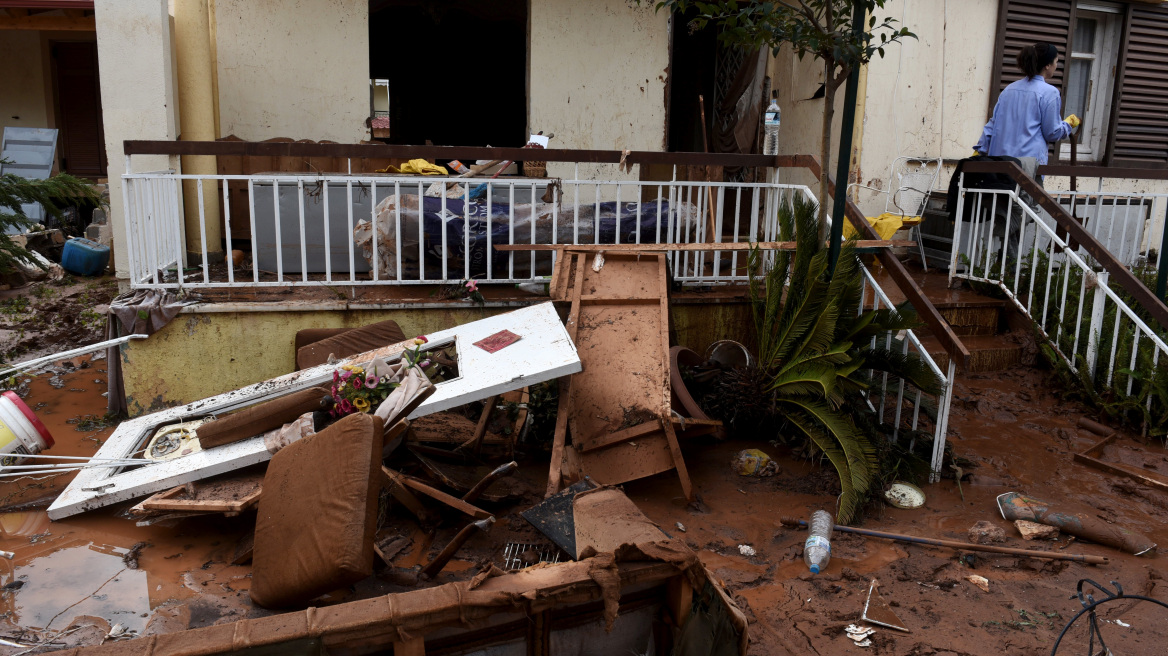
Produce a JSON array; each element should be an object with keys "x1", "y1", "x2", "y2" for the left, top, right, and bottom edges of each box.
[
  {"x1": 546, "y1": 253, "x2": 587, "y2": 498},
  {"x1": 578, "y1": 420, "x2": 663, "y2": 453},
  {"x1": 495, "y1": 240, "x2": 915, "y2": 253},
  {"x1": 400, "y1": 475, "x2": 493, "y2": 520},
  {"x1": 0, "y1": 13, "x2": 95, "y2": 30},
  {"x1": 381, "y1": 466, "x2": 438, "y2": 526}
]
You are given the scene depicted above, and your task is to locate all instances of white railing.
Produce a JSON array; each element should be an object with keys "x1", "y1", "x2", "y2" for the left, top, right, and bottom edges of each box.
[
  {"x1": 951, "y1": 179, "x2": 1168, "y2": 389},
  {"x1": 1046, "y1": 189, "x2": 1168, "y2": 269},
  {"x1": 123, "y1": 168, "x2": 814, "y2": 288},
  {"x1": 860, "y1": 266, "x2": 955, "y2": 482}
]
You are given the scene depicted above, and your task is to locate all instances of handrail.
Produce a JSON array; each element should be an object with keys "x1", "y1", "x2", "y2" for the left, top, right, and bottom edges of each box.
[
  {"x1": 962, "y1": 160, "x2": 1168, "y2": 334},
  {"x1": 123, "y1": 139, "x2": 818, "y2": 170},
  {"x1": 1037, "y1": 164, "x2": 1168, "y2": 181},
  {"x1": 812, "y1": 159, "x2": 971, "y2": 369}
]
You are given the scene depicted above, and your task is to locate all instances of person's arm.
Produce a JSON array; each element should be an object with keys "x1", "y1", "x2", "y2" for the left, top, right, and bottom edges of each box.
[
  {"x1": 1041, "y1": 92, "x2": 1073, "y2": 143},
  {"x1": 973, "y1": 116, "x2": 994, "y2": 155}
]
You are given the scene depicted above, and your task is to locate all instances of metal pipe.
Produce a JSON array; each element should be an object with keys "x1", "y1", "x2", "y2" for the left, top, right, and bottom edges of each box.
[
  {"x1": 462, "y1": 461, "x2": 518, "y2": 504},
  {"x1": 0, "y1": 335, "x2": 149, "y2": 377},
  {"x1": 421, "y1": 516, "x2": 495, "y2": 579},
  {"x1": 779, "y1": 518, "x2": 1108, "y2": 565}
]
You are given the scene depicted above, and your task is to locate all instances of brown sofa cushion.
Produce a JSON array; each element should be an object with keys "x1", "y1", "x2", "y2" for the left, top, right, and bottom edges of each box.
[
  {"x1": 250, "y1": 412, "x2": 384, "y2": 609},
  {"x1": 294, "y1": 327, "x2": 352, "y2": 353},
  {"x1": 295, "y1": 319, "x2": 407, "y2": 371},
  {"x1": 197, "y1": 387, "x2": 329, "y2": 450}
]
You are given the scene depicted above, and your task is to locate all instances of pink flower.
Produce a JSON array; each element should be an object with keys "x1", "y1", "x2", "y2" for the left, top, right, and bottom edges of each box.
[
  {"x1": 333, "y1": 370, "x2": 340, "y2": 383},
  {"x1": 465, "y1": 280, "x2": 478, "y2": 293},
  {"x1": 340, "y1": 369, "x2": 352, "y2": 380},
  {"x1": 351, "y1": 376, "x2": 363, "y2": 389},
  {"x1": 419, "y1": 359, "x2": 432, "y2": 369},
  {"x1": 339, "y1": 399, "x2": 353, "y2": 414},
  {"x1": 331, "y1": 385, "x2": 338, "y2": 397},
  {"x1": 366, "y1": 375, "x2": 378, "y2": 388},
  {"x1": 414, "y1": 335, "x2": 428, "y2": 344}
]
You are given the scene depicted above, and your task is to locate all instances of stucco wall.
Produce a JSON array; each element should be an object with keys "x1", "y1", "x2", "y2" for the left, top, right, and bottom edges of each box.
[
  {"x1": 529, "y1": 0, "x2": 671, "y2": 181},
  {"x1": 212, "y1": 0, "x2": 368, "y2": 143},
  {"x1": 768, "y1": 44, "x2": 848, "y2": 196},
  {"x1": 95, "y1": 0, "x2": 178, "y2": 278},
  {"x1": 0, "y1": 32, "x2": 52, "y2": 138}
]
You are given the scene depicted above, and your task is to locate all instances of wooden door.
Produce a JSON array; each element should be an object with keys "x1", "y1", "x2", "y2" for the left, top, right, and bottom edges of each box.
[{"x1": 52, "y1": 41, "x2": 106, "y2": 178}]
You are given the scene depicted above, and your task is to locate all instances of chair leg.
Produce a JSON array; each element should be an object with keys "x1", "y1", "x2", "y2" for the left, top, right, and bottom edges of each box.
[{"x1": 913, "y1": 225, "x2": 928, "y2": 272}]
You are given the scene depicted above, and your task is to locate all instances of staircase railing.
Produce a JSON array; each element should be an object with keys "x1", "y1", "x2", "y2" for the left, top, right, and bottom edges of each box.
[{"x1": 951, "y1": 162, "x2": 1168, "y2": 393}]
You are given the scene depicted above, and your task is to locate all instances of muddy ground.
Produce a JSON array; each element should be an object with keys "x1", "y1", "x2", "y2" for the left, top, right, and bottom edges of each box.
[
  {"x1": 0, "y1": 358, "x2": 1166, "y2": 654},
  {"x1": 0, "y1": 277, "x2": 120, "y2": 364}
]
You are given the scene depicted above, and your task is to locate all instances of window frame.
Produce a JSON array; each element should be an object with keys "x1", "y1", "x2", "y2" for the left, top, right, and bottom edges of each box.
[{"x1": 1058, "y1": 2, "x2": 1123, "y2": 163}]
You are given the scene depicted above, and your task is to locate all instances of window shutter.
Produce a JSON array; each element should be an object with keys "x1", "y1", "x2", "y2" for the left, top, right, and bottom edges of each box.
[
  {"x1": 1108, "y1": 5, "x2": 1168, "y2": 169},
  {"x1": 988, "y1": 0, "x2": 1075, "y2": 115}
]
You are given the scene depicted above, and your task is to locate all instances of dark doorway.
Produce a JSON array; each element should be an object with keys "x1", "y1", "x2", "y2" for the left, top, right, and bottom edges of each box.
[
  {"x1": 51, "y1": 40, "x2": 106, "y2": 178},
  {"x1": 667, "y1": 10, "x2": 718, "y2": 153},
  {"x1": 369, "y1": 0, "x2": 527, "y2": 147}
]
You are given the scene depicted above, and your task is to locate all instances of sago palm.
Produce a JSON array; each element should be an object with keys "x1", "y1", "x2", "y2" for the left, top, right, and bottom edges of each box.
[{"x1": 748, "y1": 195, "x2": 941, "y2": 523}]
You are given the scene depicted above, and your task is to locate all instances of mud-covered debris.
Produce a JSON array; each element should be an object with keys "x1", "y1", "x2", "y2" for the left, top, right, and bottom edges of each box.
[
  {"x1": 676, "y1": 522, "x2": 686, "y2": 533},
  {"x1": 967, "y1": 521, "x2": 1006, "y2": 544},
  {"x1": 738, "y1": 544, "x2": 756, "y2": 557},
  {"x1": 966, "y1": 574, "x2": 990, "y2": 592},
  {"x1": 1015, "y1": 519, "x2": 1059, "y2": 541},
  {"x1": 123, "y1": 541, "x2": 149, "y2": 569}
]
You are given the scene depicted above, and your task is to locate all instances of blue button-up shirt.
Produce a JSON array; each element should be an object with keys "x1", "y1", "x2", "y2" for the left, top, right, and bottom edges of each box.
[{"x1": 974, "y1": 76, "x2": 1072, "y2": 165}]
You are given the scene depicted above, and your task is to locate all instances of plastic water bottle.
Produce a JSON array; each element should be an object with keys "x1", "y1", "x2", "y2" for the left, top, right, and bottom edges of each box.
[
  {"x1": 763, "y1": 92, "x2": 781, "y2": 156},
  {"x1": 804, "y1": 510, "x2": 834, "y2": 574}
]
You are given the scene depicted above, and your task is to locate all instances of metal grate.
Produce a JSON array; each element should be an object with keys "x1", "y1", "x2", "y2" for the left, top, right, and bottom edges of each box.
[{"x1": 501, "y1": 542, "x2": 563, "y2": 571}]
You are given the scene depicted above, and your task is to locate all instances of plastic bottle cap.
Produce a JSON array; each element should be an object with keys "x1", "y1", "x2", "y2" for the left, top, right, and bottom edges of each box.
[{"x1": 809, "y1": 565, "x2": 820, "y2": 574}]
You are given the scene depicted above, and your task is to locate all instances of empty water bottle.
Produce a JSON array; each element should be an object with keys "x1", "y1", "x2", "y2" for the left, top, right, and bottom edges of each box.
[
  {"x1": 804, "y1": 509, "x2": 834, "y2": 574},
  {"x1": 762, "y1": 92, "x2": 781, "y2": 156}
]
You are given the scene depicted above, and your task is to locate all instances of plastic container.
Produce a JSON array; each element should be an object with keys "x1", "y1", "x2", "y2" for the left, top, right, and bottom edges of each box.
[
  {"x1": 60, "y1": 237, "x2": 111, "y2": 276},
  {"x1": 763, "y1": 92, "x2": 781, "y2": 156},
  {"x1": 0, "y1": 391, "x2": 54, "y2": 466},
  {"x1": 804, "y1": 509, "x2": 834, "y2": 574}
]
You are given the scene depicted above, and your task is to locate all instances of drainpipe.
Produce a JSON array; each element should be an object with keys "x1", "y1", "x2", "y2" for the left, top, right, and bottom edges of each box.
[
  {"x1": 174, "y1": 0, "x2": 223, "y2": 264},
  {"x1": 827, "y1": 0, "x2": 866, "y2": 277}
]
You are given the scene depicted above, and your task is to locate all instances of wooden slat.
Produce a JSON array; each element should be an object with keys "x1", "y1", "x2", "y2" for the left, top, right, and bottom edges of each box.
[
  {"x1": 1111, "y1": 5, "x2": 1168, "y2": 169},
  {"x1": 988, "y1": 1, "x2": 1074, "y2": 117},
  {"x1": 546, "y1": 254, "x2": 586, "y2": 498},
  {"x1": 400, "y1": 475, "x2": 492, "y2": 520},
  {"x1": 577, "y1": 419, "x2": 663, "y2": 453}
]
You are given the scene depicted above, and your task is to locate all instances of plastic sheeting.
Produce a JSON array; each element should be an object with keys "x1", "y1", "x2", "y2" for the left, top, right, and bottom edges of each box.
[{"x1": 354, "y1": 194, "x2": 700, "y2": 280}]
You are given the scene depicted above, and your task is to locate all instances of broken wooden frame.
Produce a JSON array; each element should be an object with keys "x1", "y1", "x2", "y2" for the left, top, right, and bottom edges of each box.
[
  {"x1": 48, "y1": 302, "x2": 581, "y2": 520},
  {"x1": 546, "y1": 249, "x2": 693, "y2": 500}
]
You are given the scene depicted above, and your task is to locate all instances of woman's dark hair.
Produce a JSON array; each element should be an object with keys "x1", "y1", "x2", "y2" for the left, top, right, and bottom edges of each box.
[{"x1": 1017, "y1": 42, "x2": 1058, "y2": 78}]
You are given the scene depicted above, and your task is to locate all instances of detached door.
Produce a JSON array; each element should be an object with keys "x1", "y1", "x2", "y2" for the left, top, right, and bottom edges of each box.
[{"x1": 52, "y1": 41, "x2": 106, "y2": 178}]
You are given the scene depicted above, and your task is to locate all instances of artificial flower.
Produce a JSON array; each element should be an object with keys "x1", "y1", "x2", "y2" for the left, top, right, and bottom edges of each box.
[
  {"x1": 419, "y1": 359, "x2": 431, "y2": 369},
  {"x1": 366, "y1": 375, "x2": 378, "y2": 388},
  {"x1": 354, "y1": 397, "x2": 370, "y2": 411},
  {"x1": 465, "y1": 280, "x2": 478, "y2": 293},
  {"x1": 340, "y1": 369, "x2": 352, "y2": 380}
]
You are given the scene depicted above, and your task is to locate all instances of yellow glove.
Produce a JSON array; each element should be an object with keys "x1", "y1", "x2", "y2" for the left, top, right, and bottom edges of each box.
[
  {"x1": 971, "y1": 150, "x2": 981, "y2": 157},
  {"x1": 1065, "y1": 114, "x2": 1081, "y2": 129}
]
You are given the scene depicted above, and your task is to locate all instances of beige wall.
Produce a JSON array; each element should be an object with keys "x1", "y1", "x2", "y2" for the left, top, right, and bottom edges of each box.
[
  {"x1": 529, "y1": 0, "x2": 670, "y2": 180},
  {"x1": 768, "y1": 44, "x2": 848, "y2": 195},
  {"x1": 212, "y1": 0, "x2": 369, "y2": 143},
  {"x1": 95, "y1": 0, "x2": 178, "y2": 278},
  {"x1": 0, "y1": 31, "x2": 52, "y2": 138}
]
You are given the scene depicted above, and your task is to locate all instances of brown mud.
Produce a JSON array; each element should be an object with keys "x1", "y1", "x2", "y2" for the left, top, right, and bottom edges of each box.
[
  {"x1": 1, "y1": 359, "x2": 1167, "y2": 654},
  {"x1": 0, "y1": 277, "x2": 120, "y2": 364}
]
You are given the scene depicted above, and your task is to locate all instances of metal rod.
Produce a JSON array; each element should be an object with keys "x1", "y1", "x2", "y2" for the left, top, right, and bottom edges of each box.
[
  {"x1": 779, "y1": 518, "x2": 1108, "y2": 564},
  {"x1": 0, "y1": 335, "x2": 150, "y2": 377}
]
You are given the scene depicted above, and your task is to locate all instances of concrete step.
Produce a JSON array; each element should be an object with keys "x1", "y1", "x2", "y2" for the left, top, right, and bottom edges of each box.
[
  {"x1": 935, "y1": 302, "x2": 1004, "y2": 337},
  {"x1": 919, "y1": 333, "x2": 1024, "y2": 374}
]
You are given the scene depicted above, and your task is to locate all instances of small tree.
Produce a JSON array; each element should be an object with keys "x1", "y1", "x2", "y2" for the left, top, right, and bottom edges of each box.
[
  {"x1": 653, "y1": 0, "x2": 914, "y2": 237},
  {"x1": 0, "y1": 164, "x2": 102, "y2": 273}
]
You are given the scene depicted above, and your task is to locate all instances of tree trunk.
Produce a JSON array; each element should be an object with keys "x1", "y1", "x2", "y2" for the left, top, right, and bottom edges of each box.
[{"x1": 819, "y1": 60, "x2": 836, "y2": 243}]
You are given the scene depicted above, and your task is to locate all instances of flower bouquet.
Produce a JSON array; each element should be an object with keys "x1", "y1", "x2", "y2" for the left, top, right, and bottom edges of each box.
[{"x1": 329, "y1": 335, "x2": 431, "y2": 419}]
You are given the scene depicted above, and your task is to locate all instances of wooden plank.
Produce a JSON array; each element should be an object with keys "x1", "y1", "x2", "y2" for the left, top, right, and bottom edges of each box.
[
  {"x1": 1079, "y1": 433, "x2": 1117, "y2": 459},
  {"x1": 0, "y1": 14, "x2": 95, "y2": 30},
  {"x1": 578, "y1": 420, "x2": 663, "y2": 453},
  {"x1": 1074, "y1": 453, "x2": 1168, "y2": 494},
  {"x1": 658, "y1": 254, "x2": 693, "y2": 501},
  {"x1": 139, "y1": 480, "x2": 262, "y2": 513},
  {"x1": 400, "y1": 475, "x2": 493, "y2": 520},
  {"x1": 546, "y1": 254, "x2": 587, "y2": 498},
  {"x1": 455, "y1": 395, "x2": 500, "y2": 456},
  {"x1": 382, "y1": 466, "x2": 438, "y2": 526},
  {"x1": 50, "y1": 303, "x2": 581, "y2": 520},
  {"x1": 666, "y1": 576, "x2": 694, "y2": 629},
  {"x1": 124, "y1": 140, "x2": 812, "y2": 169},
  {"x1": 495, "y1": 240, "x2": 915, "y2": 252}
]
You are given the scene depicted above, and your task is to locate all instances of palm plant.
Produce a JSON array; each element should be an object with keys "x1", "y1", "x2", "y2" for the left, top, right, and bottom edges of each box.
[{"x1": 746, "y1": 195, "x2": 941, "y2": 523}]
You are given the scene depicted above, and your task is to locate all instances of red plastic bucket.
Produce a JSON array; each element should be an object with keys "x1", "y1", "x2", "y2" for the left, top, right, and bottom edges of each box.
[{"x1": 0, "y1": 391, "x2": 54, "y2": 465}]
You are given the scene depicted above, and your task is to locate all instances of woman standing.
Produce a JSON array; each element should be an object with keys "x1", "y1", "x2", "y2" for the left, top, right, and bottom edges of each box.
[{"x1": 974, "y1": 42, "x2": 1079, "y2": 165}]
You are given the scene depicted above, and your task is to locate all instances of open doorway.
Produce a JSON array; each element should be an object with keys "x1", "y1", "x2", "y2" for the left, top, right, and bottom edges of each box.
[
  {"x1": 50, "y1": 40, "x2": 106, "y2": 178},
  {"x1": 368, "y1": 0, "x2": 527, "y2": 147}
]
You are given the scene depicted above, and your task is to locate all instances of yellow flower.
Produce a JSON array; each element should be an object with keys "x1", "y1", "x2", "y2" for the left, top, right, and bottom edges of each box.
[
  {"x1": 353, "y1": 367, "x2": 365, "y2": 376},
  {"x1": 341, "y1": 365, "x2": 353, "y2": 371},
  {"x1": 354, "y1": 397, "x2": 370, "y2": 412}
]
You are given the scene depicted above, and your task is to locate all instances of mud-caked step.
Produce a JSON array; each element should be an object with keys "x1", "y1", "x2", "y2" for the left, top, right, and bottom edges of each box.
[
  {"x1": 919, "y1": 333, "x2": 1025, "y2": 374},
  {"x1": 936, "y1": 303, "x2": 1004, "y2": 337}
]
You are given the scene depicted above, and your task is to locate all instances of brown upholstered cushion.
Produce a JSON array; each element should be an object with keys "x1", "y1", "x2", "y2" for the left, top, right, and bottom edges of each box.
[
  {"x1": 294, "y1": 327, "x2": 352, "y2": 354},
  {"x1": 295, "y1": 319, "x2": 407, "y2": 371},
  {"x1": 250, "y1": 412, "x2": 384, "y2": 609},
  {"x1": 197, "y1": 387, "x2": 329, "y2": 450}
]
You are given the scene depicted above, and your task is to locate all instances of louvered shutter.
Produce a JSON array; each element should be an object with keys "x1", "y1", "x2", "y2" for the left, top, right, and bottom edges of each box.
[
  {"x1": 988, "y1": 0, "x2": 1075, "y2": 114},
  {"x1": 1108, "y1": 4, "x2": 1168, "y2": 169}
]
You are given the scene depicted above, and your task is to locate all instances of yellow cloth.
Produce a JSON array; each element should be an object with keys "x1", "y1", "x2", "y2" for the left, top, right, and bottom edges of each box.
[
  {"x1": 377, "y1": 159, "x2": 448, "y2": 175},
  {"x1": 845, "y1": 212, "x2": 908, "y2": 240}
]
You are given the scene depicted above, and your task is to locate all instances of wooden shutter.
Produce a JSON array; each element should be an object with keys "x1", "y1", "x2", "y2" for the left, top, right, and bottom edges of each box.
[
  {"x1": 52, "y1": 41, "x2": 107, "y2": 178},
  {"x1": 988, "y1": 0, "x2": 1075, "y2": 115},
  {"x1": 1108, "y1": 4, "x2": 1168, "y2": 169}
]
